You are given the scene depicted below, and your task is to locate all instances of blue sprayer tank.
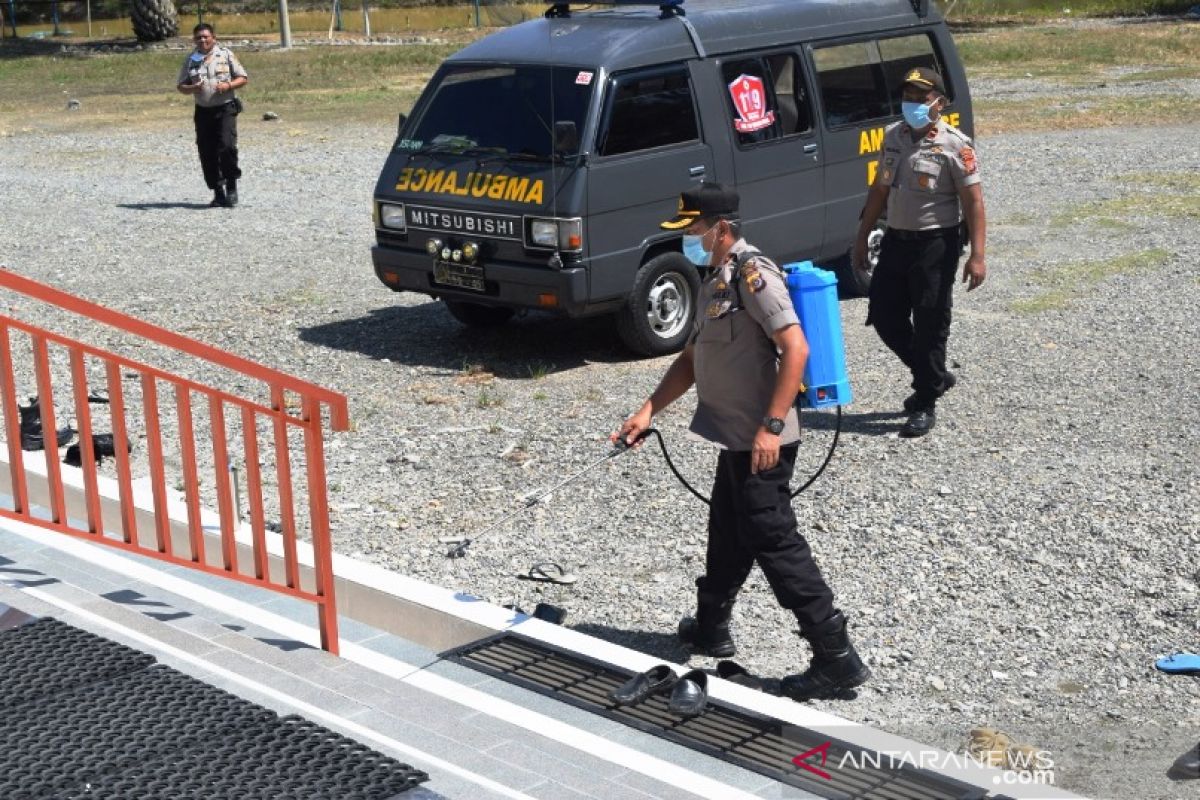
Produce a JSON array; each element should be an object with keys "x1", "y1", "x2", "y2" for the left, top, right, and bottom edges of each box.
[{"x1": 783, "y1": 261, "x2": 853, "y2": 409}]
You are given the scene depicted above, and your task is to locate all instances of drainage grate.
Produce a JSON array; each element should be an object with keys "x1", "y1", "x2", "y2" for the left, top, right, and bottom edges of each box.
[
  {"x1": 0, "y1": 617, "x2": 428, "y2": 799},
  {"x1": 445, "y1": 632, "x2": 995, "y2": 800}
]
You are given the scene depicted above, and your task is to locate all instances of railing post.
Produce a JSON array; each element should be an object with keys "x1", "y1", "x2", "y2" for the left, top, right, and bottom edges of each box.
[
  {"x1": 0, "y1": 325, "x2": 29, "y2": 515},
  {"x1": 302, "y1": 396, "x2": 339, "y2": 654}
]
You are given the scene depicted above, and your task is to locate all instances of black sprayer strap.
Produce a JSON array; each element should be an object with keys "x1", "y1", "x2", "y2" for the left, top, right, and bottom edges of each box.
[{"x1": 639, "y1": 407, "x2": 842, "y2": 505}]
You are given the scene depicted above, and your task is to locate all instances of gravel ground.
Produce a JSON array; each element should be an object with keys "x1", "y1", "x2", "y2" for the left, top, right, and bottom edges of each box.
[{"x1": 1, "y1": 71, "x2": 1198, "y2": 799}]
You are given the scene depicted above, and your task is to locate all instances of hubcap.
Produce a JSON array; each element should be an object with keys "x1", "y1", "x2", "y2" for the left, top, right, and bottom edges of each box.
[{"x1": 645, "y1": 271, "x2": 691, "y2": 340}]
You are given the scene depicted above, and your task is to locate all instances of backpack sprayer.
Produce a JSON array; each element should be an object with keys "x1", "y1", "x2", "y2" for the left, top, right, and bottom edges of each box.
[{"x1": 444, "y1": 260, "x2": 853, "y2": 557}]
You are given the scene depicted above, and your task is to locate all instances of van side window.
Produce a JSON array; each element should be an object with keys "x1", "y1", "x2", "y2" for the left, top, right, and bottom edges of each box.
[
  {"x1": 878, "y1": 33, "x2": 948, "y2": 102},
  {"x1": 812, "y1": 42, "x2": 889, "y2": 128},
  {"x1": 598, "y1": 67, "x2": 699, "y2": 157},
  {"x1": 720, "y1": 54, "x2": 813, "y2": 146}
]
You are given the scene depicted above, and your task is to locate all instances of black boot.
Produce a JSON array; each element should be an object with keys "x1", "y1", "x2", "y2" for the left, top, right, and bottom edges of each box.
[
  {"x1": 19, "y1": 397, "x2": 74, "y2": 452},
  {"x1": 781, "y1": 611, "x2": 870, "y2": 701},
  {"x1": 209, "y1": 182, "x2": 231, "y2": 208},
  {"x1": 678, "y1": 590, "x2": 736, "y2": 658},
  {"x1": 225, "y1": 179, "x2": 238, "y2": 207}
]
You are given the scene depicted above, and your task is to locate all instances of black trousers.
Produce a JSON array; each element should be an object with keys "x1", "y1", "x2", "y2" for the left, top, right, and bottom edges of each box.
[
  {"x1": 867, "y1": 227, "x2": 961, "y2": 407},
  {"x1": 700, "y1": 445, "x2": 835, "y2": 631},
  {"x1": 194, "y1": 103, "x2": 241, "y2": 191}
]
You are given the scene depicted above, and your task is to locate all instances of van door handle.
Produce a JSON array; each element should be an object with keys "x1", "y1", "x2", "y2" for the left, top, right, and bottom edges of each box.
[
  {"x1": 802, "y1": 143, "x2": 818, "y2": 154},
  {"x1": 688, "y1": 165, "x2": 706, "y2": 177}
]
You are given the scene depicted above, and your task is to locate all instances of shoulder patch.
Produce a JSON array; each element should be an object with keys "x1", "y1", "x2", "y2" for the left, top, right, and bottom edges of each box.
[{"x1": 961, "y1": 145, "x2": 978, "y2": 175}]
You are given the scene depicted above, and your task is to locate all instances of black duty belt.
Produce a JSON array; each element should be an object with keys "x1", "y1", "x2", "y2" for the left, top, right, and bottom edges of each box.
[{"x1": 886, "y1": 226, "x2": 958, "y2": 241}]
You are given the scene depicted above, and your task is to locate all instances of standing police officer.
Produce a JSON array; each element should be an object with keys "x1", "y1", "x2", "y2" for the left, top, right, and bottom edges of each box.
[
  {"x1": 615, "y1": 183, "x2": 869, "y2": 702},
  {"x1": 853, "y1": 66, "x2": 987, "y2": 438},
  {"x1": 176, "y1": 23, "x2": 248, "y2": 208}
]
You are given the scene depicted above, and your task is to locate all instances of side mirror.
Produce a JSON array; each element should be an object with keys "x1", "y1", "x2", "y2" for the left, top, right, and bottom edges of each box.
[
  {"x1": 553, "y1": 120, "x2": 579, "y2": 155},
  {"x1": 397, "y1": 112, "x2": 408, "y2": 136}
]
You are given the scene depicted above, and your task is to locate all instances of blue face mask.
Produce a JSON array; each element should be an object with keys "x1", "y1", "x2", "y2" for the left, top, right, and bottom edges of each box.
[
  {"x1": 682, "y1": 233, "x2": 710, "y2": 266},
  {"x1": 902, "y1": 100, "x2": 937, "y2": 129}
]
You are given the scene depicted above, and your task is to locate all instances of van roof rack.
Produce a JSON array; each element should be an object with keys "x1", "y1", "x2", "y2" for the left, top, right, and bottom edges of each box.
[{"x1": 545, "y1": 0, "x2": 685, "y2": 20}]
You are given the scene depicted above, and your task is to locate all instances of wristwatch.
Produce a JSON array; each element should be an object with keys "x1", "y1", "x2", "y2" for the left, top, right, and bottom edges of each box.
[{"x1": 762, "y1": 416, "x2": 785, "y2": 435}]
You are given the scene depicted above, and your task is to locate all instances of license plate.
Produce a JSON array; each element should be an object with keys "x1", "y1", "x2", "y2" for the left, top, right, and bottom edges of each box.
[{"x1": 433, "y1": 260, "x2": 486, "y2": 292}]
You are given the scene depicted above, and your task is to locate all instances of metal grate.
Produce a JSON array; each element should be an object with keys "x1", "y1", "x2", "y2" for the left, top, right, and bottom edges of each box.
[
  {"x1": 445, "y1": 632, "x2": 997, "y2": 800},
  {"x1": 0, "y1": 617, "x2": 428, "y2": 799}
]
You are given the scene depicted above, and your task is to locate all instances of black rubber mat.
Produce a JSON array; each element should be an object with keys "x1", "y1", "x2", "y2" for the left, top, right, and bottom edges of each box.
[
  {"x1": 445, "y1": 632, "x2": 998, "y2": 800},
  {"x1": 0, "y1": 617, "x2": 155, "y2": 710},
  {"x1": 0, "y1": 617, "x2": 427, "y2": 799}
]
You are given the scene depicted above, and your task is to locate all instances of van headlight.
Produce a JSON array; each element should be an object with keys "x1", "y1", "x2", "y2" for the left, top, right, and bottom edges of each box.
[
  {"x1": 379, "y1": 203, "x2": 406, "y2": 230},
  {"x1": 526, "y1": 217, "x2": 583, "y2": 252}
]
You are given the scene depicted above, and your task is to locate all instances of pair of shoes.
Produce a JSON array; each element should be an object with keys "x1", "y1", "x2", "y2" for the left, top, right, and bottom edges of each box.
[
  {"x1": 717, "y1": 660, "x2": 763, "y2": 690},
  {"x1": 64, "y1": 432, "x2": 132, "y2": 467},
  {"x1": 18, "y1": 397, "x2": 75, "y2": 452},
  {"x1": 608, "y1": 664, "x2": 676, "y2": 705},
  {"x1": 780, "y1": 611, "x2": 871, "y2": 702},
  {"x1": 903, "y1": 370, "x2": 956, "y2": 413},
  {"x1": 900, "y1": 407, "x2": 936, "y2": 438},
  {"x1": 1168, "y1": 742, "x2": 1200, "y2": 781},
  {"x1": 668, "y1": 669, "x2": 708, "y2": 717},
  {"x1": 678, "y1": 588, "x2": 736, "y2": 658}
]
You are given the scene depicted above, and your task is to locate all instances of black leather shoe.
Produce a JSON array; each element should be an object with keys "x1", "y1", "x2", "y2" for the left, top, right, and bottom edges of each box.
[
  {"x1": 608, "y1": 664, "x2": 676, "y2": 706},
  {"x1": 668, "y1": 669, "x2": 709, "y2": 717},
  {"x1": 1168, "y1": 742, "x2": 1200, "y2": 780},
  {"x1": 226, "y1": 180, "x2": 238, "y2": 207},
  {"x1": 18, "y1": 397, "x2": 74, "y2": 452},
  {"x1": 717, "y1": 660, "x2": 763, "y2": 690},
  {"x1": 904, "y1": 371, "x2": 956, "y2": 413},
  {"x1": 900, "y1": 408, "x2": 936, "y2": 438}
]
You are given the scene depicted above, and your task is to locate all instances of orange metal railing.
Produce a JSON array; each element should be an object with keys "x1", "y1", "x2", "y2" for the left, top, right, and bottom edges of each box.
[{"x1": 0, "y1": 269, "x2": 349, "y2": 653}]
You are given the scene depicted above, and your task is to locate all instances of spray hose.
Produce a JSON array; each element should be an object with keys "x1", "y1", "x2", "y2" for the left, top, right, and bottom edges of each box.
[{"x1": 637, "y1": 406, "x2": 842, "y2": 506}]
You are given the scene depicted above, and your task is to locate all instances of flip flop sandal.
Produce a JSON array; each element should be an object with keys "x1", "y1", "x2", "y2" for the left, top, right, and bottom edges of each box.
[
  {"x1": 1156, "y1": 652, "x2": 1200, "y2": 674},
  {"x1": 517, "y1": 561, "x2": 577, "y2": 585}
]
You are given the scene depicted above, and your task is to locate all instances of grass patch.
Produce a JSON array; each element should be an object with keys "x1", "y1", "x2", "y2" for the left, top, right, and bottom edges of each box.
[
  {"x1": 0, "y1": 42, "x2": 460, "y2": 131},
  {"x1": 1051, "y1": 193, "x2": 1200, "y2": 228},
  {"x1": 974, "y1": 93, "x2": 1197, "y2": 136},
  {"x1": 1011, "y1": 248, "x2": 1172, "y2": 314},
  {"x1": 956, "y1": 22, "x2": 1200, "y2": 80},
  {"x1": 947, "y1": 0, "x2": 1195, "y2": 21}
]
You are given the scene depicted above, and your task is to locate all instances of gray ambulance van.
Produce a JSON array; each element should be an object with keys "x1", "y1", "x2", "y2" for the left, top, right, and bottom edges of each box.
[{"x1": 371, "y1": 0, "x2": 974, "y2": 355}]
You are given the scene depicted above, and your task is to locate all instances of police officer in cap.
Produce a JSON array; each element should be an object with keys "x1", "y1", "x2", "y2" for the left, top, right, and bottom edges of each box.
[
  {"x1": 615, "y1": 182, "x2": 869, "y2": 701},
  {"x1": 176, "y1": 23, "x2": 248, "y2": 208},
  {"x1": 853, "y1": 66, "x2": 987, "y2": 437}
]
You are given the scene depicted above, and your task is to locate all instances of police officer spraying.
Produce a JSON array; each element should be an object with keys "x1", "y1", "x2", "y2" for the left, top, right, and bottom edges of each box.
[
  {"x1": 176, "y1": 24, "x2": 248, "y2": 208},
  {"x1": 853, "y1": 67, "x2": 987, "y2": 438},
  {"x1": 615, "y1": 183, "x2": 869, "y2": 701}
]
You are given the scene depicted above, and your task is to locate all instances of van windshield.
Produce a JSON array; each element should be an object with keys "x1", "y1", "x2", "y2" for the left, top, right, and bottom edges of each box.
[{"x1": 398, "y1": 65, "x2": 595, "y2": 161}]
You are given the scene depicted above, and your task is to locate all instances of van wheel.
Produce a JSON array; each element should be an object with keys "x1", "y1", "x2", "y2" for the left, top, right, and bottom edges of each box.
[
  {"x1": 616, "y1": 253, "x2": 699, "y2": 356},
  {"x1": 443, "y1": 300, "x2": 515, "y2": 328}
]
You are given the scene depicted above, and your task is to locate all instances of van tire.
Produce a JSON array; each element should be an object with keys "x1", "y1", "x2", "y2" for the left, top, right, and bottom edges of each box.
[
  {"x1": 616, "y1": 253, "x2": 699, "y2": 356},
  {"x1": 443, "y1": 300, "x2": 515, "y2": 328}
]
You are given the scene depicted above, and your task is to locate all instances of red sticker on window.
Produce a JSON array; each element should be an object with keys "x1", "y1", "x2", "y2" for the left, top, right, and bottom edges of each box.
[
  {"x1": 728, "y1": 74, "x2": 776, "y2": 133},
  {"x1": 575, "y1": 71, "x2": 594, "y2": 86}
]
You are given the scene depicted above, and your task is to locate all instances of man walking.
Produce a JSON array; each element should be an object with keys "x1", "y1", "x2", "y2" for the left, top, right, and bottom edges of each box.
[
  {"x1": 176, "y1": 23, "x2": 248, "y2": 208},
  {"x1": 615, "y1": 182, "x2": 869, "y2": 701},
  {"x1": 853, "y1": 66, "x2": 987, "y2": 438}
]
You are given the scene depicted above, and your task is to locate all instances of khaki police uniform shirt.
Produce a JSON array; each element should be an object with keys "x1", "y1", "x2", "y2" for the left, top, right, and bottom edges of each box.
[
  {"x1": 689, "y1": 239, "x2": 801, "y2": 451},
  {"x1": 177, "y1": 46, "x2": 247, "y2": 108},
  {"x1": 880, "y1": 118, "x2": 980, "y2": 231}
]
